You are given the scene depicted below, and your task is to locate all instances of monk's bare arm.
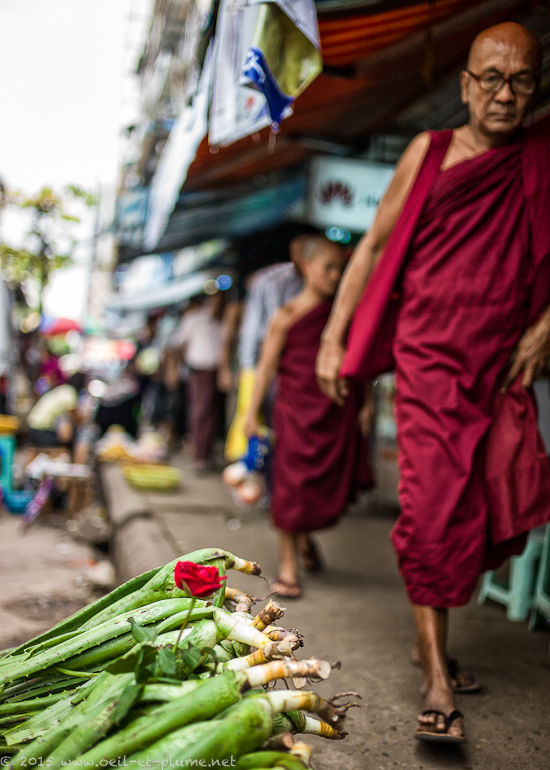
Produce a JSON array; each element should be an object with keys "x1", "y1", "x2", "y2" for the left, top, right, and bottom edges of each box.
[
  {"x1": 503, "y1": 304, "x2": 550, "y2": 390},
  {"x1": 244, "y1": 309, "x2": 289, "y2": 436},
  {"x1": 316, "y1": 132, "x2": 431, "y2": 404}
]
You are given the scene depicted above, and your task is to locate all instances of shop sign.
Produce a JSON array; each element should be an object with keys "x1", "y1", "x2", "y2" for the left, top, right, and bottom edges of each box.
[{"x1": 307, "y1": 156, "x2": 394, "y2": 232}]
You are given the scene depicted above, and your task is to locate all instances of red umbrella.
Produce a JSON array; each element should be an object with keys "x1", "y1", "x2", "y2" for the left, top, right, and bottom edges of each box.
[{"x1": 42, "y1": 317, "x2": 83, "y2": 336}]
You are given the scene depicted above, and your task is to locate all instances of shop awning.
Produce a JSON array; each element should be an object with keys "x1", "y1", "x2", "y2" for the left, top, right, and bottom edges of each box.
[
  {"x1": 107, "y1": 269, "x2": 234, "y2": 313},
  {"x1": 157, "y1": 173, "x2": 306, "y2": 252}
]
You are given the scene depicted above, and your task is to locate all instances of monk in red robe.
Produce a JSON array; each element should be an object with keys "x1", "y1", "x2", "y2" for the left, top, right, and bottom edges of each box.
[
  {"x1": 316, "y1": 22, "x2": 550, "y2": 743},
  {"x1": 245, "y1": 235, "x2": 371, "y2": 598}
]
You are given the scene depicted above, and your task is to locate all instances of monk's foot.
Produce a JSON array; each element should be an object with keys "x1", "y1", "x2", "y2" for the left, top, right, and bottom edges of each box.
[
  {"x1": 446, "y1": 658, "x2": 482, "y2": 694},
  {"x1": 416, "y1": 685, "x2": 466, "y2": 744},
  {"x1": 272, "y1": 559, "x2": 301, "y2": 599},
  {"x1": 298, "y1": 535, "x2": 324, "y2": 572},
  {"x1": 271, "y1": 576, "x2": 301, "y2": 599},
  {"x1": 411, "y1": 646, "x2": 481, "y2": 695}
]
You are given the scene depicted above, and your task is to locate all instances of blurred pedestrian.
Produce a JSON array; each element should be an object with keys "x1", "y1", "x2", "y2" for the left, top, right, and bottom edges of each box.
[
  {"x1": 35, "y1": 341, "x2": 66, "y2": 394},
  {"x1": 245, "y1": 235, "x2": 372, "y2": 598},
  {"x1": 316, "y1": 22, "x2": 550, "y2": 743},
  {"x1": 170, "y1": 293, "x2": 225, "y2": 472}
]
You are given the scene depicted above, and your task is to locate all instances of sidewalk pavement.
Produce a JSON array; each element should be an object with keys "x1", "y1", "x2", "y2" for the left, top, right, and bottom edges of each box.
[
  {"x1": 0, "y1": 509, "x2": 112, "y2": 650},
  {"x1": 98, "y1": 452, "x2": 550, "y2": 770}
]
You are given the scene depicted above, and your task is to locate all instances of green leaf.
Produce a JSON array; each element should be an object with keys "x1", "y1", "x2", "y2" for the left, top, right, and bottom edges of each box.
[
  {"x1": 157, "y1": 646, "x2": 177, "y2": 677},
  {"x1": 112, "y1": 683, "x2": 142, "y2": 726},
  {"x1": 134, "y1": 647, "x2": 159, "y2": 684},
  {"x1": 129, "y1": 618, "x2": 158, "y2": 644},
  {"x1": 105, "y1": 649, "x2": 143, "y2": 675},
  {"x1": 199, "y1": 646, "x2": 219, "y2": 668},
  {"x1": 176, "y1": 645, "x2": 206, "y2": 678}
]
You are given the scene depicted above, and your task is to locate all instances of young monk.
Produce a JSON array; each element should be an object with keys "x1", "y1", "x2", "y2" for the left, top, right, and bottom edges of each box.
[{"x1": 245, "y1": 235, "x2": 372, "y2": 597}]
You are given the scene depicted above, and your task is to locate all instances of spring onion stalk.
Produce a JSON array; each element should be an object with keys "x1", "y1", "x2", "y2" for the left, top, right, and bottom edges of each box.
[
  {"x1": 224, "y1": 587, "x2": 255, "y2": 613},
  {"x1": 0, "y1": 599, "x2": 200, "y2": 688},
  {"x1": 263, "y1": 627, "x2": 304, "y2": 647},
  {"x1": 0, "y1": 675, "x2": 76, "y2": 704},
  {"x1": 245, "y1": 659, "x2": 331, "y2": 689},
  {"x1": 126, "y1": 686, "x2": 345, "y2": 768},
  {"x1": 4, "y1": 676, "x2": 100, "y2": 745},
  {"x1": 76, "y1": 670, "x2": 249, "y2": 768},
  {"x1": 9, "y1": 673, "x2": 133, "y2": 769},
  {"x1": 223, "y1": 641, "x2": 295, "y2": 672},
  {"x1": 44, "y1": 678, "x2": 142, "y2": 769},
  {"x1": 212, "y1": 609, "x2": 271, "y2": 649},
  {"x1": 0, "y1": 693, "x2": 67, "y2": 716},
  {"x1": 53, "y1": 605, "x2": 215, "y2": 675},
  {"x1": 0, "y1": 715, "x2": 29, "y2": 728},
  {"x1": 235, "y1": 748, "x2": 310, "y2": 769},
  {"x1": 251, "y1": 601, "x2": 285, "y2": 632},
  {"x1": 139, "y1": 681, "x2": 200, "y2": 704},
  {"x1": 271, "y1": 711, "x2": 344, "y2": 740},
  {"x1": 290, "y1": 741, "x2": 310, "y2": 757},
  {"x1": 128, "y1": 697, "x2": 273, "y2": 766}
]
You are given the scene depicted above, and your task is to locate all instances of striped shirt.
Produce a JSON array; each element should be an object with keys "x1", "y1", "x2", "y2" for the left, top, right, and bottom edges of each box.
[{"x1": 238, "y1": 262, "x2": 303, "y2": 368}]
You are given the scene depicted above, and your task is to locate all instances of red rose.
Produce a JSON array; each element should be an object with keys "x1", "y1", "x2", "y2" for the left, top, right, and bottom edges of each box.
[{"x1": 174, "y1": 561, "x2": 226, "y2": 598}]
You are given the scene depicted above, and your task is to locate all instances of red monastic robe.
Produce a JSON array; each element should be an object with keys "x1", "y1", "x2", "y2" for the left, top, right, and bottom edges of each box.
[
  {"x1": 272, "y1": 301, "x2": 371, "y2": 533},
  {"x1": 341, "y1": 128, "x2": 550, "y2": 607}
]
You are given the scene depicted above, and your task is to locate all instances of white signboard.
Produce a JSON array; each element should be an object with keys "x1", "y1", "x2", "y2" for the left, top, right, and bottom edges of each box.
[
  {"x1": 209, "y1": 0, "x2": 271, "y2": 147},
  {"x1": 307, "y1": 156, "x2": 394, "y2": 232}
]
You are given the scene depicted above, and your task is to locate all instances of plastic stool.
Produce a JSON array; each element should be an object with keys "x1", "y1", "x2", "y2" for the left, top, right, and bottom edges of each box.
[
  {"x1": 529, "y1": 524, "x2": 550, "y2": 630},
  {"x1": 477, "y1": 528, "x2": 545, "y2": 621},
  {"x1": 0, "y1": 434, "x2": 15, "y2": 493}
]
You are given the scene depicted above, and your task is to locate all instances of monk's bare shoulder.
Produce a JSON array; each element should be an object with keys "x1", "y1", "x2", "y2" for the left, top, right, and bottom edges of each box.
[
  {"x1": 367, "y1": 132, "x2": 431, "y2": 254},
  {"x1": 268, "y1": 301, "x2": 301, "y2": 338},
  {"x1": 394, "y1": 131, "x2": 432, "y2": 182}
]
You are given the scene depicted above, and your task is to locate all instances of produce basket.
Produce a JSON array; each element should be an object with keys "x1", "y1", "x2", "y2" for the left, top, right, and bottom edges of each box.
[{"x1": 122, "y1": 462, "x2": 181, "y2": 490}]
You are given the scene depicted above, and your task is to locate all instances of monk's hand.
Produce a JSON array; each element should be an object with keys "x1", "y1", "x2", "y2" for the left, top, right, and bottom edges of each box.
[
  {"x1": 502, "y1": 310, "x2": 550, "y2": 391},
  {"x1": 316, "y1": 337, "x2": 349, "y2": 406}
]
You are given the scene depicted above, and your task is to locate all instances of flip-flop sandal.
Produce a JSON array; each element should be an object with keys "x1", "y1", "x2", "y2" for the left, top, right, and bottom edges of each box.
[
  {"x1": 271, "y1": 577, "x2": 301, "y2": 599},
  {"x1": 447, "y1": 658, "x2": 482, "y2": 694},
  {"x1": 411, "y1": 655, "x2": 482, "y2": 694},
  {"x1": 299, "y1": 539, "x2": 324, "y2": 573},
  {"x1": 415, "y1": 709, "x2": 467, "y2": 744}
]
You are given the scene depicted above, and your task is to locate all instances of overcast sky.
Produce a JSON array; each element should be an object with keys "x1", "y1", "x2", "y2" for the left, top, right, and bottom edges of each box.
[{"x1": 0, "y1": 0, "x2": 153, "y2": 318}]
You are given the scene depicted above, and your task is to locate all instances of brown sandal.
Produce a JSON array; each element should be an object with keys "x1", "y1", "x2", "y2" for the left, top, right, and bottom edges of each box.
[
  {"x1": 415, "y1": 709, "x2": 467, "y2": 744},
  {"x1": 299, "y1": 538, "x2": 324, "y2": 573},
  {"x1": 271, "y1": 576, "x2": 301, "y2": 599}
]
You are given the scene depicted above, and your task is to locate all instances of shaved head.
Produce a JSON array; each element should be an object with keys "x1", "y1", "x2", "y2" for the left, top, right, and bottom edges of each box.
[{"x1": 468, "y1": 22, "x2": 542, "y2": 76}]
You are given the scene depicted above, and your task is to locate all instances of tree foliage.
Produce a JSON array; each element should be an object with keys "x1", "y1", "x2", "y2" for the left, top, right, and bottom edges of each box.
[{"x1": 0, "y1": 184, "x2": 97, "y2": 312}]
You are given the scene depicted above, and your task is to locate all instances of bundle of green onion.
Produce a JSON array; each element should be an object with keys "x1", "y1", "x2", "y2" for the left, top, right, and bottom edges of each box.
[{"x1": 0, "y1": 548, "x2": 356, "y2": 769}]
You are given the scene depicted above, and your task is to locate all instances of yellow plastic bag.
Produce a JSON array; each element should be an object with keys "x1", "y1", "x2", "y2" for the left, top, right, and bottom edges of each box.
[{"x1": 225, "y1": 369, "x2": 265, "y2": 461}]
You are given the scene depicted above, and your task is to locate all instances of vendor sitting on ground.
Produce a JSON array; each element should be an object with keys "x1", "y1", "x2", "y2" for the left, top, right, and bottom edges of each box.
[{"x1": 27, "y1": 373, "x2": 85, "y2": 449}]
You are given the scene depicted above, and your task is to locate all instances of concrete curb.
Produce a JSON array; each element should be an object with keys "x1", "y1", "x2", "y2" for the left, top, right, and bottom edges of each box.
[{"x1": 98, "y1": 463, "x2": 177, "y2": 581}]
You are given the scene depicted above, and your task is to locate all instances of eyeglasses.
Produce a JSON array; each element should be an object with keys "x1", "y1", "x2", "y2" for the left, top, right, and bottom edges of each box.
[{"x1": 465, "y1": 69, "x2": 538, "y2": 95}]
